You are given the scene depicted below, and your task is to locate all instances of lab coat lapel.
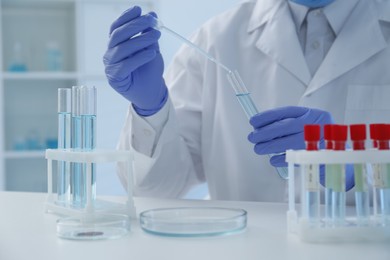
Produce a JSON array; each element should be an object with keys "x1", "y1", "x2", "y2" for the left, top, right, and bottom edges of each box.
[
  {"x1": 253, "y1": 1, "x2": 311, "y2": 86},
  {"x1": 304, "y1": 1, "x2": 388, "y2": 97}
]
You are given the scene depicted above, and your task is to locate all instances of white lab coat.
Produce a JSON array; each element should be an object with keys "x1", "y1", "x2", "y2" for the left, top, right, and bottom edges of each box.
[{"x1": 118, "y1": 0, "x2": 390, "y2": 202}]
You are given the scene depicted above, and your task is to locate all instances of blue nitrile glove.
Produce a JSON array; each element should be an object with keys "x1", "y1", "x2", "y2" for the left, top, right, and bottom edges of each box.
[
  {"x1": 247, "y1": 106, "x2": 354, "y2": 190},
  {"x1": 103, "y1": 6, "x2": 168, "y2": 117}
]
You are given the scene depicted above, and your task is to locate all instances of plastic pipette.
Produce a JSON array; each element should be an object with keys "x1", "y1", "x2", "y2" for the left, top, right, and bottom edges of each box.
[{"x1": 154, "y1": 18, "x2": 288, "y2": 179}]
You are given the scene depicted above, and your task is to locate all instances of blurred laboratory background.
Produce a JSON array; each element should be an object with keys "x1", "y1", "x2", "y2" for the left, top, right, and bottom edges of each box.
[{"x1": 0, "y1": 0, "x2": 240, "y2": 198}]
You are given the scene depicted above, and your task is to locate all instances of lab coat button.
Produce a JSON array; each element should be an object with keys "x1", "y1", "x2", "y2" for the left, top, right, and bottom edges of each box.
[{"x1": 143, "y1": 129, "x2": 152, "y2": 137}]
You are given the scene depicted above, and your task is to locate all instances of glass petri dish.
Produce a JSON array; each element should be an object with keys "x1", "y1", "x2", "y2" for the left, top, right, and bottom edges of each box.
[
  {"x1": 56, "y1": 213, "x2": 130, "y2": 240},
  {"x1": 139, "y1": 207, "x2": 247, "y2": 237}
]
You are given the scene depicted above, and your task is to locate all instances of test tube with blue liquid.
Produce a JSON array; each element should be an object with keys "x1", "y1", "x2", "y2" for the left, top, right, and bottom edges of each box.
[
  {"x1": 80, "y1": 86, "x2": 97, "y2": 204},
  {"x1": 57, "y1": 88, "x2": 71, "y2": 204},
  {"x1": 324, "y1": 124, "x2": 334, "y2": 223},
  {"x1": 350, "y1": 124, "x2": 370, "y2": 225},
  {"x1": 71, "y1": 86, "x2": 97, "y2": 207},
  {"x1": 301, "y1": 125, "x2": 321, "y2": 223},
  {"x1": 153, "y1": 17, "x2": 288, "y2": 179},
  {"x1": 373, "y1": 124, "x2": 390, "y2": 225},
  {"x1": 331, "y1": 125, "x2": 347, "y2": 226},
  {"x1": 71, "y1": 86, "x2": 83, "y2": 206}
]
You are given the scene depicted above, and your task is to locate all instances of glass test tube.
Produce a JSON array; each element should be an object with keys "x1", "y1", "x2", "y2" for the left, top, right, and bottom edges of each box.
[
  {"x1": 71, "y1": 86, "x2": 83, "y2": 206},
  {"x1": 331, "y1": 125, "x2": 347, "y2": 226},
  {"x1": 374, "y1": 124, "x2": 390, "y2": 225},
  {"x1": 301, "y1": 125, "x2": 321, "y2": 223},
  {"x1": 350, "y1": 124, "x2": 370, "y2": 225},
  {"x1": 71, "y1": 86, "x2": 97, "y2": 207},
  {"x1": 324, "y1": 124, "x2": 334, "y2": 222},
  {"x1": 227, "y1": 71, "x2": 289, "y2": 179},
  {"x1": 80, "y1": 86, "x2": 97, "y2": 204},
  {"x1": 57, "y1": 88, "x2": 71, "y2": 204}
]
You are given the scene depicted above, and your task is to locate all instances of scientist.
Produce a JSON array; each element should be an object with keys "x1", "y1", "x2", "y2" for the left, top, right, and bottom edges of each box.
[{"x1": 103, "y1": 0, "x2": 390, "y2": 201}]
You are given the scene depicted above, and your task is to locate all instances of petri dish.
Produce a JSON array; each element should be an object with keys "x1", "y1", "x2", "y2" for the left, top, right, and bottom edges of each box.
[
  {"x1": 139, "y1": 207, "x2": 247, "y2": 237},
  {"x1": 56, "y1": 213, "x2": 130, "y2": 240}
]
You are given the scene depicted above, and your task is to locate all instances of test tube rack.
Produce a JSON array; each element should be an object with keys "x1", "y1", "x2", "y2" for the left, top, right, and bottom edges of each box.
[
  {"x1": 45, "y1": 149, "x2": 136, "y2": 219},
  {"x1": 286, "y1": 149, "x2": 390, "y2": 242}
]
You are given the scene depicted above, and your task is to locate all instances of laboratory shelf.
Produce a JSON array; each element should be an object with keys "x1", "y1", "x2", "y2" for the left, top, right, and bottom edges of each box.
[
  {"x1": 0, "y1": 0, "x2": 153, "y2": 193},
  {"x1": 3, "y1": 72, "x2": 78, "y2": 80}
]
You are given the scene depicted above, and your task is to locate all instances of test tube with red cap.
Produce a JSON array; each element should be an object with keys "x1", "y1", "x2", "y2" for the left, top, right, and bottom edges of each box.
[
  {"x1": 324, "y1": 124, "x2": 334, "y2": 222},
  {"x1": 302, "y1": 125, "x2": 321, "y2": 223},
  {"x1": 350, "y1": 124, "x2": 370, "y2": 225},
  {"x1": 374, "y1": 124, "x2": 390, "y2": 224},
  {"x1": 331, "y1": 125, "x2": 348, "y2": 225},
  {"x1": 369, "y1": 124, "x2": 379, "y2": 149}
]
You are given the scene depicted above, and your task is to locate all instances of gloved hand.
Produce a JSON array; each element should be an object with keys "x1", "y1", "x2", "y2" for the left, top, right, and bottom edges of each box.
[
  {"x1": 103, "y1": 6, "x2": 168, "y2": 117},
  {"x1": 247, "y1": 106, "x2": 333, "y2": 167}
]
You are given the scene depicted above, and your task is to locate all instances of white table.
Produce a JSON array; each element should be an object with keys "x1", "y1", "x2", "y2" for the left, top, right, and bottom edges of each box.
[{"x1": 0, "y1": 192, "x2": 389, "y2": 260}]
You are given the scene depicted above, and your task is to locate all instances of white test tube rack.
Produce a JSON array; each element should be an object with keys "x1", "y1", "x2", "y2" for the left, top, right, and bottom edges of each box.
[
  {"x1": 286, "y1": 149, "x2": 390, "y2": 243},
  {"x1": 45, "y1": 149, "x2": 136, "y2": 219}
]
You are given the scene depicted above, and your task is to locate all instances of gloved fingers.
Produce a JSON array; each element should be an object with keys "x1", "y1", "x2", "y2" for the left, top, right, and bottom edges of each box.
[
  {"x1": 248, "y1": 117, "x2": 305, "y2": 143},
  {"x1": 109, "y1": 6, "x2": 142, "y2": 35},
  {"x1": 250, "y1": 106, "x2": 309, "y2": 128},
  {"x1": 269, "y1": 154, "x2": 287, "y2": 168},
  {"x1": 104, "y1": 29, "x2": 161, "y2": 64},
  {"x1": 109, "y1": 14, "x2": 157, "y2": 48},
  {"x1": 253, "y1": 132, "x2": 304, "y2": 154},
  {"x1": 105, "y1": 49, "x2": 157, "y2": 86}
]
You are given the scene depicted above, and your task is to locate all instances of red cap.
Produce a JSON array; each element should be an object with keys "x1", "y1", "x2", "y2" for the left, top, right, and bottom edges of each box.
[
  {"x1": 370, "y1": 124, "x2": 381, "y2": 140},
  {"x1": 377, "y1": 124, "x2": 390, "y2": 150},
  {"x1": 324, "y1": 124, "x2": 333, "y2": 150},
  {"x1": 350, "y1": 124, "x2": 366, "y2": 150},
  {"x1": 376, "y1": 124, "x2": 390, "y2": 141},
  {"x1": 304, "y1": 125, "x2": 320, "y2": 151},
  {"x1": 332, "y1": 125, "x2": 347, "y2": 150},
  {"x1": 304, "y1": 125, "x2": 320, "y2": 141},
  {"x1": 332, "y1": 125, "x2": 348, "y2": 141},
  {"x1": 370, "y1": 124, "x2": 380, "y2": 148},
  {"x1": 324, "y1": 124, "x2": 333, "y2": 140}
]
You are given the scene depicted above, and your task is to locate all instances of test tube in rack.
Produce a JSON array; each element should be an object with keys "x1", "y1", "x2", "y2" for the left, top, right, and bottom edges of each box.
[
  {"x1": 324, "y1": 124, "x2": 334, "y2": 223},
  {"x1": 374, "y1": 124, "x2": 390, "y2": 225},
  {"x1": 57, "y1": 88, "x2": 71, "y2": 203},
  {"x1": 301, "y1": 125, "x2": 321, "y2": 224},
  {"x1": 331, "y1": 125, "x2": 347, "y2": 226},
  {"x1": 350, "y1": 124, "x2": 370, "y2": 225}
]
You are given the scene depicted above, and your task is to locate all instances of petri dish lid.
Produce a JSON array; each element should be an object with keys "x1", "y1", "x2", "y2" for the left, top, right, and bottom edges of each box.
[
  {"x1": 56, "y1": 213, "x2": 130, "y2": 240},
  {"x1": 139, "y1": 207, "x2": 247, "y2": 237}
]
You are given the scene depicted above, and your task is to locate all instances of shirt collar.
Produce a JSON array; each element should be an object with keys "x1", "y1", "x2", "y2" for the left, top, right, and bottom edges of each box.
[{"x1": 288, "y1": 0, "x2": 360, "y2": 35}]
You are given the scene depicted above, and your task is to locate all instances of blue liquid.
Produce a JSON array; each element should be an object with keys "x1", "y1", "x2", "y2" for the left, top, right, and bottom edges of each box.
[
  {"x1": 57, "y1": 112, "x2": 71, "y2": 203},
  {"x1": 373, "y1": 163, "x2": 390, "y2": 225},
  {"x1": 71, "y1": 115, "x2": 83, "y2": 206},
  {"x1": 332, "y1": 164, "x2": 346, "y2": 226},
  {"x1": 81, "y1": 114, "x2": 97, "y2": 202},
  {"x1": 302, "y1": 164, "x2": 320, "y2": 222},
  {"x1": 355, "y1": 192, "x2": 370, "y2": 225},
  {"x1": 354, "y1": 164, "x2": 370, "y2": 225},
  {"x1": 235, "y1": 93, "x2": 258, "y2": 119},
  {"x1": 71, "y1": 115, "x2": 97, "y2": 207}
]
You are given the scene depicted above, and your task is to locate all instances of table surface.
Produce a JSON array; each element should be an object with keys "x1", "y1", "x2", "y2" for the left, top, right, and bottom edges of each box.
[{"x1": 1, "y1": 192, "x2": 389, "y2": 260}]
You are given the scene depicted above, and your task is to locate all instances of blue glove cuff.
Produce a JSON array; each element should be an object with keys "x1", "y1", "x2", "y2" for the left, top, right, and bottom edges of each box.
[{"x1": 133, "y1": 86, "x2": 168, "y2": 117}]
